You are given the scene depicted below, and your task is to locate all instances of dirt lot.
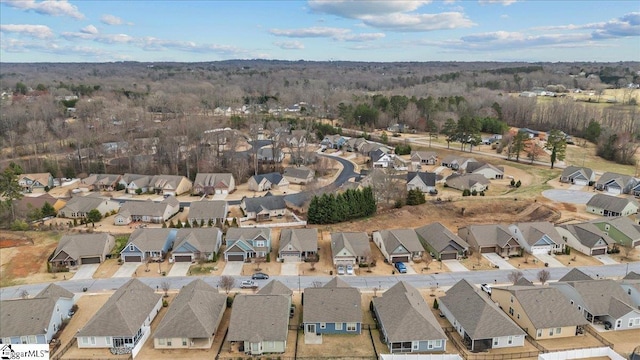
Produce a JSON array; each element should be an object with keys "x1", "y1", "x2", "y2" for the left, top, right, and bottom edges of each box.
[
  {"x1": 536, "y1": 331, "x2": 605, "y2": 351},
  {"x1": 597, "y1": 328, "x2": 640, "y2": 357},
  {"x1": 0, "y1": 230, "x2": 61, "y2": 286}
]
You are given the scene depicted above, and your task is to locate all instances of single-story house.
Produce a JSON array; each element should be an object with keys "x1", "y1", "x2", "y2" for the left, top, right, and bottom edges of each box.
[
  {"x1": 466, "y1": 162, "x2": 505, "y2": 180},
  {"x1": 491, "y1": 286, "x2": 587, "y2": 340},
  {"x1": 321, "y1": 134, "x2": 347, "y2": 149},
  {"x1": 303, "y1": 277, "x2": 362, "y2": 343},
  {"x1": 80, "y1": 174, "x2": 122, "y2": 192},
  {"x1": 227, "y1": 294, "x2": 289, "y2": 355},
  {"x1": 0, "y1": 284, "x2": 75, "y2": 344},
  {"x1": 14, "y1": 193, "x2": 64, "y2": 219},
  {"x1": 411, "y1": 151, "x2": 438, "y2": 165},
  {"x1": 247, "y1": 172, "x2": 289, "y2": 192},
  {"x1": 373, "y1": 281, "x2": 447, "y2": 353},
  {"x1": 257, "y1": 147, "x2": 284, "y2": 163},
  {"x1": 58, "y1": 196, "x2": 120, "y2": 219},
  {"x1": 192, "y1": 173, "x2": 235, "y2": 195},
  {"x1": 224, "y1": 227, "x2": 271, "y2": 261},
  {"x1": 330, "y1": 232, "x2": 371, "y2": 266},
  {"x1": 149, "y1": 175, "x2": 193, "y2": 196},
  {"x1": 344, "y1": 137, "x2": 368, "y2": 152},
  {"x1": 372, "y1": 229, "x2": 424, "y2": 263},
  {"x1": 558, "y1": 268, "x2": 594, "y2": 282},
  {"x1": 445, "y1": 174, "x2": 490, "y2": 192},
  {"x1": 154, "y1": 279, "x2": 226, "y2": 349},
  {"x1": 586, "y1": 194, "x2": 639, "y2": 217},
  {"x1": 171, "y1": 228, "x2": 223, "y2": 263},
  {"x1": 257, "y1": 280, "x2": 293, "y2": 307},
  {"x1": 371, "y1": 148, "x2": 395, "y2": 168},
  {"x1": 441, "y1": 156, "x2": 477, "y2": 171},
  {"x1": 595, "y1": 172, "x2": 638, "y2": 195},
  {"x1": 119, "y1": 174, "x2": 152, "y2": 194},
  {"x1": 18, "y1": 172, "x2": 54, "y2": 192},
  {"x1": 560, "y1": 166, "x2": 595, "y2": 186},
  {"x1": 76, "y1": 279, "x2": 162, "y2": 353},
  {"x1": 509, "y1": 221, "x2": 564, "y2": 255},
  {"x1": 278, "y1": 228, "x2": 318, "y2": 262},
  {"x1": 120, "y1": 228, "x2": 177, "y2": 262},
  {"x1": 458, "y1": 224, "x2": 521, "y2": 257},
  {"x1": 50, "y1": 233, "x2": 115, "y2": 268},
  {"x1": 556, "y1": 222, "x2": 612, "y2": 256},
  {"x1": 283, "y1": 166, "x2": 315, "y2": 184},
  {"x1": 114, "y1": 196, "x2": 180, "y2": 225},
  {"x1": 187, "y1": 200, "x2": 228, "y2": 226},
  {"x1": 241, "y1": 195, "x2": 286, "y2": 222},
  {"x1": 590, "y1": 216, "x2": 640, "y2": 248},
  {"x1": 439, "y1": 279, "x2": 525, "y2": 352},
  {"x1": 415, "y1": 222, "x2": 469, "y2": 260},
  {"x1": 406, "y1": 172, "x2": 437, "y2": 194}
]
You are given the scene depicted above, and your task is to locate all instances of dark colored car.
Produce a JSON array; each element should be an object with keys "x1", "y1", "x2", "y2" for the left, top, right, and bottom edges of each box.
[{"x1": 251, "y1": 272, "x2": 269, "y2": 280}]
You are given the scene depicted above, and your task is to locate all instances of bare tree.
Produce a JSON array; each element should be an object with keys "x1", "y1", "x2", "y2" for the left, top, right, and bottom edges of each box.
[
  {"x1": 254, "y1": 256, "x2": 265, "y2": 271},
  {"x1": 362, "y1": 250, "x2": 373, "y2": 272},
  {"x1": 422, "y1": 252, "x2": 433, "y2": 271},
  {"x1": 537, "y1": 269, "x2": 551, "y2": 285},
  {"x1": 312, "y1": 281, "x2": 323, "y2": 288},
  {"x1": 620, "y1": 245, "x2": 632, "y2": 260},
  {"x1": 161, "y1": 280, "x2": 170, "y2": 297},
  {"x1": 19, "y1": 289, "x2": 29, "y2": 299},
  {"x1": 523, "y1": 251, "x2": 531, "y2": 264},
  {"x1": 508, "y1": 270, "x2": 524, "y2": 285},
  {"x1": 218, "y1": 275, "x2": 236, "y2": 294}
]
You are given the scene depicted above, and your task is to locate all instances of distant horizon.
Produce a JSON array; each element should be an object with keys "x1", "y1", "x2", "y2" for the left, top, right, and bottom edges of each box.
[{"x1": 1, "y1": 1, "x2": 639, "y2": 63}]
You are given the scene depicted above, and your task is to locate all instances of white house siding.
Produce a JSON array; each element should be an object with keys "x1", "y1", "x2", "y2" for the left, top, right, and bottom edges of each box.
[
  {"x1": 45, "y1": 298, "x2": 73, "y2": 343},
  {"x1": 609, "y1": 313, "x2": 640, "y2": 331},
  {"x1": 114, "y1": 214, "x2": 131, "y2": 226},
  {"x1": 154, "y1": 337, "x2": 212, "y2": 349},
  {"x1": 333, "y1": 248, "x2": 356, "y2": 266},
  {"x1": 243, "y1": 340, "x2": 286, "y2": 355},
  {"x1": 491, "y1": 335, "x2": 525, "y2": 349},
  {"x1": 474, "y1": 169, "x2": 502, "y2": 180}
]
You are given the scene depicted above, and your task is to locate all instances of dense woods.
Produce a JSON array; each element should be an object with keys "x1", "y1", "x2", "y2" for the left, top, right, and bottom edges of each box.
[{"x1": 307, "y1": 187, "x2": 377, "y2": 225}]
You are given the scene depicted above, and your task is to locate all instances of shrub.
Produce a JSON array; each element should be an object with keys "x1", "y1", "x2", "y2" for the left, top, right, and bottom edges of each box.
[
  {"x1": 162, "y1": 299, "x2": 168, "y2": 307},
  {"x1": 471, "y1": 190, "x2": 477, "y2": 196},
  {"x1": 510, "y1": 179, "x2": 516, "y2": 187},
  {"x1": 227, "y1": 295, "x2": 234, "y2": 308},
  {"x1": 433, "y1": 299, "x2": 439, "y2": 309},
  {"x1": 515, "y1": 180, "x2": 521, "y2": 188},
  {"x1": 266, "y1": 253, "x2": 271, "y2": 262},
  {"x1": 462, "y1": 189, "x2": 471, "y2": 196}
]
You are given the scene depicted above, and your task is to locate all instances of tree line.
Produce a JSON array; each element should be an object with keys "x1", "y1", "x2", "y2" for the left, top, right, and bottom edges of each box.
[{"x1": 307, "y1": 187, "x2": 376, "y2": 225}]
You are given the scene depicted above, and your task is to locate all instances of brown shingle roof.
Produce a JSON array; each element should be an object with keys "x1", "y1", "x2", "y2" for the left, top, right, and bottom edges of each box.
[
  {"x1": 51, "y1": 233, "x2": 114, "y2": 262},
  {"x1": 303, "y1": 280, "x2": 361, "y2": 324},
  {"x1": 279, "y1": 228, "x2": 318, "y2": 253},
  {"x1": 415, "y1": 222, "x2": 469, "y2": 253},
  {"x1": 257, "y1": 280, "x2": 293, "y2": 296},
  {"x1": 227, "y1": 295, "x2": 289, "y2": 342}
]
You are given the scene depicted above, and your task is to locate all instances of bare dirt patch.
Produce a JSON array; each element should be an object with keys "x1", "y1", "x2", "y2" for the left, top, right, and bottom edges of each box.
[
  {"x1": 597, "y1": 328, "x2": 640, "y2": 356},
  {"x1": 0, "y1": 231, "x2": 60, "y2": 286}
]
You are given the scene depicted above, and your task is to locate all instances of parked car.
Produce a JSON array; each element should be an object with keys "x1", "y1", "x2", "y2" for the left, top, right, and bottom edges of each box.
[
  {"x1": 240, "y1": 280, "x2": 257, "y2": 289},
  {"x1": 346, "y1": 264, "x2": 354, "y2": 275},
  {"x1": 394, "y1": 262, "x2": 407, "y2": 274},
  {"x1": 337, "y1": 265, "x2": 346, "y2": 275},
  {"x1": 481, "y1": 283, "x2": 492, "y2": 295},
  {"x1": 252, "y1": 272, "x2": 269, "y2": 280},
  {"x1": 290, "y1": 304, "x2": 296, "y2": 318},
  {"x1": 603, "y1": 321, "x2": 612, "y2": 330}
]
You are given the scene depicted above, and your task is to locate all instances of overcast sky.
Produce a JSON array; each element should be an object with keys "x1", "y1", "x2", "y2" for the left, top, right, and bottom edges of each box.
[{"x1": 1, "y1": 0, "x2": 639, "y2": 63}]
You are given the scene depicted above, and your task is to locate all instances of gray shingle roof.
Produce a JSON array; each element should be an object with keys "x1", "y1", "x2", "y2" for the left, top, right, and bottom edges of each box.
[
  {"x1": 558, "y1": 279, "x2": 635, "y2": 316},
  {"x1": 252, "y1": 172, "x2": 284, "y2": 185},
  {"x1": 279, "y1": 228, "x2": 318, "y2": 253},
  {"x1": 77, "y1": 279, "x2": 161, "y2": 337},
  {"x1": 52, "y1": 233, "x2": 114, "y2": 262},
  {"x1": 61, "y1": 196, "x2": 114, "y2": 214},
  {"x1": 377, "y1": 229, "x2": 424, "y2": 254},
  {"x1": 227, "y1": 295, "x2": 289, "y2": 342},
  {"x1": 461, "y1": 224, "x2": 515, "y2": 248},
  {"x1": 624, "y1": 271, "x2": 640, "y2": 280},
  {"x1": 154, "y1": 279, "x2": 226, "y2": 339},
  {"x1": 559, "y1": 222, "x2": 612, "y2": 248},
  {"x1": 36, "y1": 283, "x2": 74, "y2": 299},
  {"x1": 415, "y1": 222, "x2": 469, "y2": 253},
  {"x1": 512, "y1": 221, "x2": 562, "y2": 246},
  {"x1": 257, "y1": 280, "x2": 293, "y2": 296},
  {"x1": 118, "y1": 198, "x2": 175, "y2": 218},
  {"x1": 466, "y1": 162, "x2": 504, "y2": 175},
  {"x1": 331, "y1": 232, "x2": 370, "y2": 259},
  {"x1": 561, "y1": 166, "x2": 593, "y2": 180},
  {"x1": 445, "y1": 173, "x2": 490, "y2": 191},
  {"x1": 591, "y1": 216, "x2": 640, "y2": 243},
  {"x1": 126, "y1": 228, "x2": 175, "y2": 252},
  {"x1": 0, "y1": 298, "x2": 58, "y2": 338},
  {"x1": 440, "y1": 279, "x2": 524, "y2": 340},
  {"x1": 193, "y1": 173, "x2": 233, "y2": 188},
  {"x1": 407, "y1": 172, "x2": 436, "y2": 187},
  {"x1": 303, "y1": 280, "x2": 361, "y2": 324},
  {"x1": 188, "y1": 200, "x2": 228, "y2": 220},
  {"x1": 283, "y1": 166, "x2": 314, "y2": 180},
  {"x1": 411, "y1": 151, "x2": 437, "y2": 161},
  {"x1": 596, "y1": 172, "x2": 634, "y2": 187},
  {"x1": 121, "y1": 174, "x2": 151, "y2": 187},
  {"x1": 372, "y1": 281, "x2": 446, "y2": 343},
  {"x1": 226, "y1": 227, "x2": 271, "y2": 244},
  {"x1": 150, "y1": 175, "x2": 190, "y2": 190},
  {"x1": 586, "y1": 194, "x2": 639, "y2": 213},
  {"x1": 173, "y1": 228, "x2": 222, "y2": 254},
  {"x1": 558, "y1": 268, "x2": 593, "y2": 282},
  {"x1": 243, "y1": 195, "x2": 286, "y2": 213}
]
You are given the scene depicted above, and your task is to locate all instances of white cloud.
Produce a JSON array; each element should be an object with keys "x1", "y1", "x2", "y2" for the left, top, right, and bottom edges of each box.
[
  {"x1": 274, "y1": 41, "x2": 305, "y2": 50},
  {"x1": 500, "y1": 14, "x2": 509, "y2": 19},
  {"x1": 360, "y1": 12, "x2": 474, "y2": 32},
  {"x1": 100, "y1": 14, "x2": 129, "y2": 26},
  {"x1": 0, "y1": 24, "x2": 54, "y2": 38},
  {"x1": 61, "y1": 31, "x2": 133, "y2": 44},
  {"x1": 478, "y1": 0, "x2": 518, "y2": 5},
  {"x1": 308, "y1": 0, "x2": 431, "y2": 18},
  {"x1": 533, "y1": 12, "x2": 640, "y2": 39},
  {"x1": 438, "y1": 31, "x2": 591, "y2": 51},
  {"x1": 270, "y1": 26, "x2": 384, "y2": 42},
  {"x1": 80, "y1": 25, "x2": 98, "y2": 34},
  {"x1": 1, "y1": 0, "x2": 84, "y2": 19}
]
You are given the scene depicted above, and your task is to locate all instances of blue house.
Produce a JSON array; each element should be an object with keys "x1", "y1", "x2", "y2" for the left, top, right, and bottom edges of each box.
[
  {"x1": 303, "y1": 277, "x2": 362, "y2": 343},
  {"x1": 120, "y1": 228, "x2": 177, "y2": 262},
  {"x1": 224, "y1": 227, "x2": 271, "y2": 261}
]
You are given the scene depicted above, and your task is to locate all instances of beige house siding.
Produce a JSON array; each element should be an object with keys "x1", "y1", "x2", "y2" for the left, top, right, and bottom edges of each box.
[{"x1": 154, "y1": 337, "x2": 212, "y2": 349}]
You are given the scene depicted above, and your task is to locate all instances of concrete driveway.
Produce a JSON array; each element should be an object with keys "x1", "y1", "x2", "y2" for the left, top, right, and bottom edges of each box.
[
  {"x1": 281, "y1": 262, "x2": 299, "y2": 276},
  {"x1": 534, "y1": 253, "x2": 565, "y2": 268},
  {"x1": 168, "y1": 262, "x2": 191, "y2": 277},
  {"x1": 70, "y1": 264, "x2": 99, "y2": 280},
  {"x1": 442, "y1": 259, "x2": 469, "y2": 272},
  {"x1": 482, "y1": 253, "x2": 516, "y2": 270},
  {"x1": 594, "y1": 254, "x2": 619, "y2": 265},
  {"x1": 542, "y1": 189, "x2": 595, "y2": 204},
  {"x1": 113, "y1": 262, "x2": 139, "y2": 278},
  {"x1": 222, "y1": 261, "x2": 243, "y2": 276}
]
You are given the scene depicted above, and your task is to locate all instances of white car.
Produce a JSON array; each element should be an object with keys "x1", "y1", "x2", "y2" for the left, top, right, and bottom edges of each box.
[
  {"x1": 481, "y1": 283, "x2": 492, "y2": 295},
  {"x1": 346, "y1": 265, "x2": 354, "y2": 275},
  {"x1": 241, "y1": 280, "x2": 256, "y2": 289},
  {"x1": 337, "y1": 265, "x2": 345, "y2": 275}
]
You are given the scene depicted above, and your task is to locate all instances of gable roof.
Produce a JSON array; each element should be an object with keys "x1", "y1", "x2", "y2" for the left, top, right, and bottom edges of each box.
[
  {"x1": 279, "y1": 228, "x2": 318, "y2": 253},
  {"x1": 52, "y1": 233, "x2": 114, "y2": 261},
  {"x1": 558, "y1": 268, "x2": 593, "y2": 282},
  {"x1": 173, "y1": 228, "x2": 222, "y2": 254},
  {"x1": 624, "y1": 271, "x2": 640, "y2": 280},
  {"x1": 445, "y1": 173, "x2": 490, "y2": 191},
  {"x1": 514, "y1": 277, "x2": 535, "y2": 286},
  {"x1": 373, "y1": 281, "x2": 446, "y2": 343},
  {"x1": 19, "y1": 173, "x2": 51, "y2": 186},
  {"x1": 227, "y1": 295, "x2": 289, "y2": 342},
  {"x1": 407, "y1": 172, "x2": 436, "y2": 187},
  {"x1": 252, "y1": 172, "x2": 285, "y2": 185},
  {"x1": 303, "y1": 280, "x2": 361, "y2": 324},
  {"x1": 0, "y1": 297, "x2": 59, "y2": 338},
  {"x1": 555, "y1": 279, "x2": 636, "y2": 316},
  {"x1": 330, "y1": 232, "x2": 370, "y2": 258},
  {"x1": 415, "y1": 222, "x2": 469, "y2": 253},
  {"x1": 36, "y1": 283, "x2": 74, "y2": 300},
  {"x1": 591, "y1": 216, "x2": 640, "y2": 242},
  {"x1": 462, "y1": 224, "x2": 516, "y2": 248},
  {"x1": 559, "y1": 222, "x2": 612, "y2": 248},
  {"x1": 596, "y1": 172, "x2": 635, "y2": 186},
  {"x1": 149, "y1": 175, "x2": 190, "y2": 190},
  {"x1": 14, "y1": 193, "x2": 58, "y2": 214},
  {"x1": 61, "y1": 196, "x2": 115, "y2": 213},
  {"x1": 377, "y1": 229, "x2": 424, "y2": 253},
  {"x1": 411, "y1": 151, "x2": 437, "y2": 161},
  {"x1": 188, "y1": 200, "x2": 228, "y2": 220},
  {"x1": 512, "y1": 221, "x2": 562, "y2": 246},
  {"x1": 440, "y1": 280, "x2": 525, "y2": 340},
  {"x1": 226, "y1": 227, "x2": 271, "y2": 243},
  {"x1": 117, "y1": 197, "x2": 177, "y2": 218},
  {"x1": 283, "y1": 166, "x2": 314, "y2": 179},
  {"x1": 561, "y1": 166, "x2": 593, "y2": 180},
  {"x1": 193, "y1": 173, "x2": 234, "y2": 188},
  {"x1": 121, "y1": 173, "x2": 151, "y2": 187},
  {"x1": 586, "y1": 194, "x2": 639, "y2": 212},
  {"x1": 126, "y1": 228, "x2": 176, "y2": 252},
  {"x1": 466, "y1": 162, "x2": 504, "y2": 175},
  {"x1": 154, "y1": 279, "x2": 226, "y2": 339},
  {"x1": 77, "y1": 279, "x2": 161, "y2": 337},
  {"x1": 257, "y1": 280, "x2": 293, "y2": 296},
  {"x1": 243, "y1": 195, "x2": 286, "y2": 213}
]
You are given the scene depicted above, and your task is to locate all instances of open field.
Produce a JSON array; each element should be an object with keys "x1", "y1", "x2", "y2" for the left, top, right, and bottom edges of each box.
[{"x1": 0, "y1": 230, "x2": 61, "y2": 286}]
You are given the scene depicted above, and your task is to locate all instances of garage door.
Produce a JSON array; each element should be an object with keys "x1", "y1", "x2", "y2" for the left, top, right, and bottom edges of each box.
[
  {"x1": 392, "y1": 256, "x2": 409, "y2": 263},
  {"x1": 227, "y1": 254, "x2": 245, "y2": 262},
  {"x1": 606, "y1": 188, "x2": 622, "y2": 195},
  {"x1": 591, "y1": 248, "x2": 607, "y2": 255},
  {"x1": 281, "y1": 253, "x2": 300, "y2": 262},
  {"x1": 480, "y1": 247, "x2": 495, "y2": 253},
  {"x1": 80, "y1": 257, "x2": 101, "y2": 264},
  {"x1": 215, "y1": 189, "x2": 222, "y2": 194},
  {"x1": 532, "y1": 247, "x2": 550, "y2": 255},
  {"x1": 440, "y1": 252, "x2": 457, "y2": 260},
  {"x1": 574, "y1": 179, "x2": 588, "y2": 186},
  {"x1": 174, "y1": 255, "x2": 192, "y2": 262},
  {"x1": 124, "y1": 255, "x2": 142, "y2": 262}
]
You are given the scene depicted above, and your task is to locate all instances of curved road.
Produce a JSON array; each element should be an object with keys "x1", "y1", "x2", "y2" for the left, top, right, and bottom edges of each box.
[{"x1": 1, "y1": 263, "x2": 638, "y2": 300}]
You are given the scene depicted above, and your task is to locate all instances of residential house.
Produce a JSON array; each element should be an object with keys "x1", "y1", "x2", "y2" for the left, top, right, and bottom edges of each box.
[
  {"x1": 120, "y1": 228, "x2": 177, "y2": 262},
  {"x1": 114, "y1": 196, "x2": 180, "y2": 225},
  {"x1": 257, "y1": 147, "x2": 284, "y2": 163},
  {"x1": 556, "y1": 223, "x2": 612, "y2": 256},
  {"x1": 171, "y1": 228, "x2": 223, "y2": 263},
  {"x1": 439, "y1": 280, "x2": 525, "y2": 352},
  {"x1": 247, "y1": 172, "x2": 289, "y2": 192},
  {"x1": 445, "y1": 174, "x2": 490, "y2": 192},
  {"x1": 119, "y1": 174, "x2": 152, "y2": 194},
  {"x1": 50, "y1": 233, "x2": 115, "y2": 268},
  {"x1": 227, "y1": 294, "x2": 289, "y2": 355},
  {"x1": 0, "y1": 284, "x2": 75, "y2": 344},
  {"x1": 595, "y1": 172, "x2": 638, "y2": 195},
  {"x1": 153, "y1": 279, "x2": 226, "y2": 349},
  {"x1": 551, "y1": 279, "x2": 640, "y2": 331},
  {"x1": 283, "y1": 166, "x2": 315, "y2": 184},
  {"x1": 303, "y1": 278, "x2": 362, "y2": 342},
  {"x1": 558, "y1": 268, "x2": 594, "y2": 282},
  {"x1": 76, "y1": 279, "x2": 162, "y2": 352},
  {"x1": 18, "y1": 172, "x2": 54, "y2": 192},
  {"x1": 321, "y1": 134, "x2": 347, "y2": 149},
  {"x1": 466, "y1": 162, "x2": 505, "y2": 180},
  {"x1": 14, "y1": 193, "x2": 63, "y2": 219},
  {"x1": 241, "y1": 194, "x2": 287, "y2": 221},
  {"x1": 344, "y1": 137, "x2": 368, "y2": 152},
  {"x1": 509, "y1": 222, "x2": 564, "y2": 255},
  {"x1": 619, "y1": 276, "x2": 640, "y2": 311},
  {"x1": 285, "y1": 130, "x2": 309, "y2": 148},
  {"x1": 149, "y1": 175, "x2": 193, "y2": 196},
  {"x1": 373, "y1": 229, "x2": 424, "y2": 263},
  {"x1": 415, "y1": 222, "x2": 469, "y2": 260},
  {"x1": 387, "y1": 123, "x2": 411, "y2": 133},
  {"x1": 192, "y1": 173, "x2": 235, "y2": 195},
  {"x1": 491, "y1": 286, "x2": 587, "y2": 340},
  {"x1": 586, "y1": 194, "x2": 639, "y2": 217},
  {"x1": 411, "y1": 151, "x2": 438, "y2": 166},
  {"x1": 58, "y1": 196, "x2": 120, "y2": 219},
  {"x1": 371, "y1": 148, "x2": 395, "y2": 168},
  {"x1": 330, "y1": 232, "x2": 371, "y2": 266},
  {"x1": 359, "y1": 142, "x2": 385, "y2": 156},
  {"x1": 441, "y1": 156, "x2": 477, "y2": 171},
  {"x1": 80, "y1": 174, "x2": 122, "y2": 191},
  {"x1": 406, "y1": 172, "x2": 437, "y2": 194},
  {"x1": 187, "y1": 200, "x2": 228, "y2": 226},
  {"x1": 278, "y1": 228, "x2": 318, "y2": 262},
  {"x1": 590, "y1": 216, "x2": 640, "y2": 248},
  {"x1": 224, "y1": 227, "x2": 271, "y2": 261},
  {"x1": 560, "y1": 166, "x2": 595, "y2": 185},
  {"x1": 373, "y1": 281, "x2": 447, "y2": 353},
  {"x1": 458, "y1": 224, "x2": 521, "y2": 257},
  {"x1": 257, "y1": 280, "x2": 293, "y2": 306}
]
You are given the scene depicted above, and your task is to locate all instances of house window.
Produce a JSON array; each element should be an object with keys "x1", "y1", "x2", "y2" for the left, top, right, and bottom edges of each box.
[
  {"x1": 537, "y1": 330, "x2": 542, "y2": 338},
  {"x1": 555, "y1": 328, "x2": 561, "y2": 334},
  {"x1": 412, "y1": 342, "x2": 419, "y2": 350},
  {"x1": 346, "y1": 323, "x2": 357, "y2": 332},
  {"x1": 255, "y1": 240, "x2": 265, "y2": 247},
  {"x1": 616, "y1": 320, "x2": 622, "y2": 328},
  {"x1": 91, "y1": 337, "x2": 96, "y2": 345},
  {"x1": 335, "y1": 323, "x2": 343, "y2": 331},
  {"x1": 549, "y1": 329, "x2": 554, "y2": 336},
  {"x1": 182, "y1": 338, "x2": 187, "y2": 346},
  {"x1": 81, "y1": 337, "x2": 89, "y2": 345},
  {"x1": 494, "y1": 339, "x2": 499, "y2": 346},
  {"x1": 510, "y1": 295, "x2": 514, "y2": 303},
  {"x1": 434, "y1": 339, "x2": 442, "y2": 348},
  {"x1": 266, "y1": 341, "x2": 274, "y2": 349},
  {"x1": 106, "y1": 338, "x2": 111, "y2": 346},
  {"x1": 320, "y1": 323, "x2": 326, "y2": 329},
  {"x1": 428, "y1": 341, "x2": 434, "y2": 350},
  {"x1": 159, "y1": 339, "x2": 165, "y2": 345},
  {"x1": 517, "y1": 314, "x2": 520, "y2": 319},
  {"x1": 508, "y1": 336, "x2": 513, "y2": 345},
  {"x1": 167, "y1": 340, "x2": 172, "y2": 346},
  {"x1": 129, "y1": 245, "x2": 135, "y2": 251},
  {"x1": 28, "y1": 336, "x2": 36, "y2": 344},
  {"x1": 20, "y1": 337, "x2": 27, "y2": 344},
  {"x1": 509, "y1": 307, "x2": 514, "y2": 316}
]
